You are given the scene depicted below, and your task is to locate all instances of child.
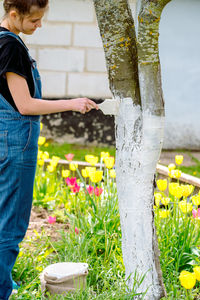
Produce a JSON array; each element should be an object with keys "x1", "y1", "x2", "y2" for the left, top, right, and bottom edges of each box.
[{"x1": 0, "y1": 1, "x2": 98, "y2": 299}]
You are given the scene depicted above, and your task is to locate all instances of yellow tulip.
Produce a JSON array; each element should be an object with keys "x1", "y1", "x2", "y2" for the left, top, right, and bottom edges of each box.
[
  {"x1": 172, "y1": 169, "x2": 182, "y2": 179},
  {"x1": 159, "y1": 210, "x2": 170, "y2": 219},
  {"x1": 18, "y1": 251, "x2": 23, "y2": 257},
  {"x1": 85, "y1": 155, "x2": 98, "y2": 166},
  {"x1": 69, "y1": 163, "x2": 78, "y2": 171},
  {"x1": 49, "y1": 157, "x2": 60, "y2": 168},
  {"x1": 168, "y1": 163, "x2": 176, "y2": 171},
  {"x1": 47, "y1": 165, "x2": 55, "y2": 173},
  {"x1": 62, "y1": 170, "x2": 70, "y2": 178},
  {"x1": 168, "y1": 171, "x2": 173, "y2": 178},
  {"x1": 181, "y1": 185, "x2": 194, "y2": 197},
  {"x1": 173, "y1": 186, "x2": 183, "y2": 199},
  {"x1": 81, "y1": 168, "x2": 88, "y2": 178},
  {"x1": 191, "y1": 195, "x2": 200, "y2": 206},
  {"x1": 101, "y1": 152, "x2": 110, "y2": 161},
  {"x1": 50, "y1": 161, "x2": 58, "y2": 168},
  {"x1": 161, "y1": 197, "x2": 171, "y2": 206},
  {"x1": 154, "y1": 193, "x2": 162, "y2": 207},
  {"x1": 109, "y1": 169, "x2": 116, "y2": 178},
  {"x1": 85, "y1": 167, "x2": 96, "y2": 177},
  {"x1": 38, "y1": 136, "x2": 46, "y2": 146},
  {"x1": 179, "y1": 200, "x2": 193, "y2": 213},
  {"x1": 169, "y1": 182, "x2": 179, "y2": 196},
  {"x1": 44, "y1": 142, "x2": 49, "y2": 147},
  {"x1": 90, "y1": 170, "x2": 103, "y2": 183},
  {"x1": 179, "y1": 270, "x2": 196, "y2": 289},
  {"x1": 193, "y1": 266, "x2": 200, "y2": 281},
  {"x1": 42, "y1": 151, "x2": 49, "y2": 160},
  {"x1": 175, "y1": 155, "x2": 184, "y2": 165},
  {"x1": 40, "y1": 122, "x2": 43, "y2": 131},
  {"x1": 104, "y1": 156, "x2": 115, "y2": 169},
  {"x1": 156, "y1": 179, "x2": 167, "y2": 191},
  {"x1": 37, "y1": 159, "x2": 44, "y2": 166},
  {"x1": 52, "y1": 156, "x2": 60, "y2": 164},
  {"x1": 37, "y1": 150, "x2": 43, "y2": 160}
]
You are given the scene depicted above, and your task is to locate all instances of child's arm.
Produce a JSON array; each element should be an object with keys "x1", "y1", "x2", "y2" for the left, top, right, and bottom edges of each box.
[{"x1": 6, "y1": 72, "x2": 99, "y2": 115}]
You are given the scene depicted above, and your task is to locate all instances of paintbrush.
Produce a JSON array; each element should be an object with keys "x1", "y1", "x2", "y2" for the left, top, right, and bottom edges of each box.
[{"x1": 98, "y1": 98, "x2": 120, "y2": 115}]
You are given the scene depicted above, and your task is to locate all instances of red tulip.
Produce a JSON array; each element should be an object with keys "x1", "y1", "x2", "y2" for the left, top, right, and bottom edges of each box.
[
  {"x1": 66, "y1": 177, "x2": 77, "y2": 187},
  {"x1": 75, "y1": 227, "x2": 79, "y2": 234},
  {"x1": 192, "y1": 208, "x2": 200, "y2": 219},
  {"x1": 71, "y1": 182, "x2": 80, "y2": 193},
  {"x1": 87, "y1": 185, "x2": 94, "y2": 195},
  {"x1": 65, "y1": 153, "x2": 74, "y2": 161},
  {"x1": 94, "y1": 187, "x2": 103, "y2": 197},
  {"x1": 48, "y1": 216, "x2": 56, "y2": 224}
]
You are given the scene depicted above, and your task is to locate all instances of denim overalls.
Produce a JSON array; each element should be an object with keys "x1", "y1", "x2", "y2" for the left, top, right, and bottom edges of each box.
[{"x1": 0, "y1": 31, "x2": 41, "y2": 300}]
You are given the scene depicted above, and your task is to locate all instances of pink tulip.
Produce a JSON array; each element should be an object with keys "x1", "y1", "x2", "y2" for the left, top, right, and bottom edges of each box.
[
  {"x1": 66, "y1": 177, "x2": 77, "y2": 187},
  {"x1": 71, "y1": 182, "x2": 80, "y2": 193},
  {"x1": 75, "y1": 227, "x2": 79, "y2": 234},
  {"x1": 94, "y1": 187, "x2": 103, "y2": 197},
  {"x1": 48, "y1": 216, "x2": 56, "y2": 224},
  {"x1": 65, "y1": 153, "x2": 74, "y2": 161},
  {"x1": 192, "y1": 208, "x2": 200, "y2": 219},
  {"x1": 87, "y1": 185, "x2": 94, "y2": 195}
]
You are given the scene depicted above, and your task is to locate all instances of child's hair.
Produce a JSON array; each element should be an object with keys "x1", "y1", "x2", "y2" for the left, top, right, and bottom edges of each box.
[{"x1": 3, "y1": 0, "x2": 49, "y2": 15}]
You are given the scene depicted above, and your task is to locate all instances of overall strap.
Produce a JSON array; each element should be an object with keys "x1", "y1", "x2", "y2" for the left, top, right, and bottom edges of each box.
[
  {"x1": 0, "y1": 31, "x2": 42, "y2": 99},
  {"x1": 0, "y1": 31, "x2": 30, "y2": 55}
]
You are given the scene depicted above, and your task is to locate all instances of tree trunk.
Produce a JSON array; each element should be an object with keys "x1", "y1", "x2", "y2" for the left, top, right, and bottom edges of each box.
[{"x1": 93, "y1": 0, "x2": 171, "y2": 298}]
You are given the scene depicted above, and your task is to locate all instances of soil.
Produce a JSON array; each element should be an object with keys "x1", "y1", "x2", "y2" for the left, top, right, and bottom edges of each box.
[{"x1": 26, "y1": 206, "x2": 68, "y2": 241}]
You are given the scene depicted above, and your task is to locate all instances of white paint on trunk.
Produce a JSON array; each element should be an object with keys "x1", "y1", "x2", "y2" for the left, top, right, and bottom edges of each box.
[{"x1": 115, "y1": 98, "x2": 164, "y2": 299}]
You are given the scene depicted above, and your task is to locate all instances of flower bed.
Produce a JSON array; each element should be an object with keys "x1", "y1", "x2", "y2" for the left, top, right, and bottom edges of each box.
[{"x1": 11, "y1": 130, "x2": 200, "y2": 299}]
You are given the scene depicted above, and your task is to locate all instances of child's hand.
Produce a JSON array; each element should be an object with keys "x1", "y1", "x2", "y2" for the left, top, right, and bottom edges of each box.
[{"x1": 70, "y1": 98, "x2": 99, "y2": 114}]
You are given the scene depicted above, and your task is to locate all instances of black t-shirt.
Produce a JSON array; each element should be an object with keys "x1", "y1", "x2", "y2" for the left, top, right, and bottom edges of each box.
[{"x1": 0, "y1": 27, "x2": 34, "y2": 111}]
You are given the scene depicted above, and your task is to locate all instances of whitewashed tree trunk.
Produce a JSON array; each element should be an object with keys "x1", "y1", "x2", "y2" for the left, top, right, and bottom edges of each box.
[{"x1": 93, "y1": 0, "x2": 171, "y2": 298}]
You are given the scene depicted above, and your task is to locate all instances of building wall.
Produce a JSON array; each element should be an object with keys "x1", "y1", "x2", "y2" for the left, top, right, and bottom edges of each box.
[
  {"x1": 159, "y1": 0, "x2": 200, "y2": 149},
  {"x1": 0, "y1": 0, "x2": 137, "y2": 99},
  {"x1": 0, "y1": 0, "x2": 199, "y2": 149}
]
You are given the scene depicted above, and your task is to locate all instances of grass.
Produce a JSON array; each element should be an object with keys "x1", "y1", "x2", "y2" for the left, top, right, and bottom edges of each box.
[
  {"x1": 40, "y1": 141, "x2": 115, "y2": 162},
  {"x1": 9, "y1": 143, "x2": 200, "y2": 299}
]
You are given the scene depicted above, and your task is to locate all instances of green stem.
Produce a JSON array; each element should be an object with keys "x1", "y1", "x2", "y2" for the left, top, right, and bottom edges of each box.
[
  {"x1": 186, "y1": 289, "x2": 190, "y2": 300},
  {"x1": 76, "y1": 168, "x2": 97, "y2": 213}
]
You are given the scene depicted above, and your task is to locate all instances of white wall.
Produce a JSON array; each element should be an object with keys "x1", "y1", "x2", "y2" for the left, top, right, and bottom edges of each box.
[{"x1": 159, "y1": 0, "x2": 200, "y2": 148}]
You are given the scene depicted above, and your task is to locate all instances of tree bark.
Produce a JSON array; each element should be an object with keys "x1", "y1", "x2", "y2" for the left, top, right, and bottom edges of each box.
[{"x1": 93, "y1": 0, "x2": 171, "y2": 298}]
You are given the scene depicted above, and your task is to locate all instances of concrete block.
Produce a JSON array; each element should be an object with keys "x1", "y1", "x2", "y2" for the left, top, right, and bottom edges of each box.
[
  {"x1": 0, "y1": 2, "x2": 4, "y2": 19},
  {"x1": 24, "y1": 23, "x2": 72, "y2": 46},
  {"x1": 40, "y1": 71, "x2": 66, "y2": 98},
  {"x1": 68, "y1": 73, "x2": 112, "y2": 98},
  {"x1": 28, "y1": 48, "x2": 37, "y2": 60},
  {"x1": 73, "y1": 25, "x2": 102, "y2": 48},
  {"x1": 38, "y1": 48, "x2": 85, "y2": 72},
  {"x1": 86, "y1": 49, "x2": 107, "y2": 72},
  {"x1": 47, "y1": 0, "x2": 94, "y2": 23}
]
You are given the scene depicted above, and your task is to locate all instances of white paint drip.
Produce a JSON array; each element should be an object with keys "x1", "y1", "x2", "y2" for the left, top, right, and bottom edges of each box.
[{"x1": 115, "y1": 98, "x2": 165, "y2": 299}]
